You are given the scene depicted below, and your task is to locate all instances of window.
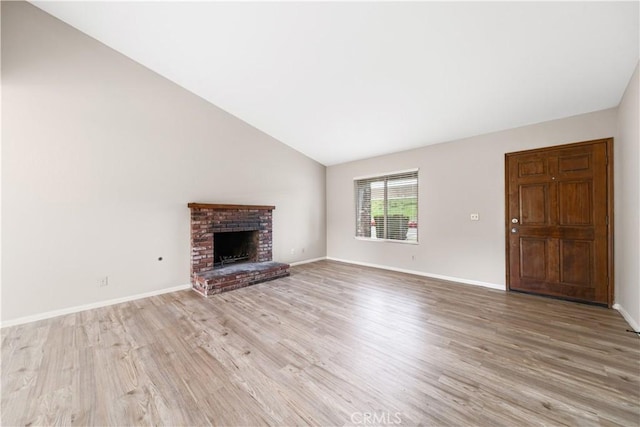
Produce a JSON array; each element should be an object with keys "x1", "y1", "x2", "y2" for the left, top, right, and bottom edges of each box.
[{"x1": 355, "y1": 169, "x2": 418, "y2": 242}]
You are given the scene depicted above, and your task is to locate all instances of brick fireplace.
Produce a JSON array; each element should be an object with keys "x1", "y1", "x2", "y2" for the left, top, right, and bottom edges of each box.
[{"x1": 188, "y1": 203, "x2": 290, "y2": 296}]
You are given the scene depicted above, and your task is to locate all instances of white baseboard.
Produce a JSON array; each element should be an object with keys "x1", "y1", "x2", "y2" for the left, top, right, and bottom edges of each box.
[
  {"x1": 613, "y1": 303, "x2": 640, "y2": 332},
  {"x1": 0, "y1": 283, "x2": 192, "y2": 329},
  {"x1": 289, "y1": 256, "x2": 327, "y2": 267},
  {"x1": 326, "y1": 257, "x2": 505, "y2": 291}
]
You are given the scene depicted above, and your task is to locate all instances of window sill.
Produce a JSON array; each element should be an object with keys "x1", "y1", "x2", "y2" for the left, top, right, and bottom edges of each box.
[{"x1": 355, "y1": 237, "x2": 419, "y2": 245}]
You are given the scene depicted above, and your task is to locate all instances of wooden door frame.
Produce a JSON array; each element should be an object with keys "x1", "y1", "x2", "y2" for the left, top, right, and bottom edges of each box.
[{"x1": 504, "y1": 138, "x2": 614, "y2": 307}]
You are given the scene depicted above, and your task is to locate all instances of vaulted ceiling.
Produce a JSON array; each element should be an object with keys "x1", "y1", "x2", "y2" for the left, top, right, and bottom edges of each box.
[{"x1": 32, "y1": 1, "x2": 639, "y2": 165}]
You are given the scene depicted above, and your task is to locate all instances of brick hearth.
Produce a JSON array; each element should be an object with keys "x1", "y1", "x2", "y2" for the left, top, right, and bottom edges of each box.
[
  {"x1": 188, "y1": 203, "x2": 290, "y2": 295},
  {"x1": 192, "y1": 261, "x2": 290, "y2": 297}
]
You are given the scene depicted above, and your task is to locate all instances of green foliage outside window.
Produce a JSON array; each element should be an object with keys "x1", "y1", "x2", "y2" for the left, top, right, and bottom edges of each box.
[{"x1": 371, "y1": 198, "x2": 417, "y2": 220}]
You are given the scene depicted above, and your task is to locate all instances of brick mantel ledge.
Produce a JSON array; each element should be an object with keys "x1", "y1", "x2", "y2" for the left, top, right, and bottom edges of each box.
[{"x1": 188, "y1": 203, "x2": 275, "y2": 210}]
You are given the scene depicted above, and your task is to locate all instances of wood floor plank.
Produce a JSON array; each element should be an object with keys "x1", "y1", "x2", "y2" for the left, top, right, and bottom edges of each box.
[{"x1": 2, "y1": 260, "x2": 638, "y2": 426}]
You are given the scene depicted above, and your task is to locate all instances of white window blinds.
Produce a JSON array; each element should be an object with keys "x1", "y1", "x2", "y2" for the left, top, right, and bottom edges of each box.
[{"x1": 355, "y1": 170, "x2": 418, "y2": 242}]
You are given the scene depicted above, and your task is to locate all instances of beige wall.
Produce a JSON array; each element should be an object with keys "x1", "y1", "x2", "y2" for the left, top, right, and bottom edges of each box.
[
  {"x1": 1, "y1": 2, "x2": 326, "y2": 322},
  {"x1": 615, "y1": 62, "x2": 640, "y2": 331},
  {"x1": 327, "y1": 109, "x2": 617, "y2": 289}
]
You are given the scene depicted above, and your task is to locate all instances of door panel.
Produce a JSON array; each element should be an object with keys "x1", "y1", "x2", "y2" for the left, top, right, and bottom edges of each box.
[
  {"x1": 560, "y1": 240, "x2": 592, "y2": 285},
  {"x1": 558, "y1": 181, "x2": 592, "y2": 225},
  {"x1": 520, "y1": 238, "x2": 547, "y2": 279},
  {"x1": 506, "y1": 139, "x2": 613, "y2": 306},
  {"x1": 519, "y1": 159, "x2": 547, "y2": 176},
  {"x1": 558, "y1": 154, "x2": 590, "y2": 173},
  {"x1": 520, "y1": 185, "x2": 549, "y2": 225}
]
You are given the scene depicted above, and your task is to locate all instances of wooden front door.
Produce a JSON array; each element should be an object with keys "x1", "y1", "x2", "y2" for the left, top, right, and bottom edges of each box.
[{"x1": 505, "y1": 138, "x2": 613, "y2": 306}]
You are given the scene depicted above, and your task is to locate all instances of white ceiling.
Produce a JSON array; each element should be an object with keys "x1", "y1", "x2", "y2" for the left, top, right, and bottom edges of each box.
[{"x1": 32, "y1": 1, "x2": 639, "y2": 166}]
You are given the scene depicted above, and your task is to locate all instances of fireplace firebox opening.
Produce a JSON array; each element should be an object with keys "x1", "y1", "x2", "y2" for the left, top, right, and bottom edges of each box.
[{"x1": 214, "y1": 230, "x2": 258, "y2": 267}]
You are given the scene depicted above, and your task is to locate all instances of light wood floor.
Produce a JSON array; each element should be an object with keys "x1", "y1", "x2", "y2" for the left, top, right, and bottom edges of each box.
[{"x1": 2, "y1": 260, "x2": 639, "y2": 426}]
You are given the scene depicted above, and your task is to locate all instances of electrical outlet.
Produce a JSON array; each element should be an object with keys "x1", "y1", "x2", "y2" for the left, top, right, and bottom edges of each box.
[
  {"x1": 470, "y1": 213, "x2": 479, "y2": 221},
  {"x1": 290, "y1": 248, "x2": 296, "y2": 255},
  {"x1": 98, "y1": 276, "x2": 109, "y2": 287}
]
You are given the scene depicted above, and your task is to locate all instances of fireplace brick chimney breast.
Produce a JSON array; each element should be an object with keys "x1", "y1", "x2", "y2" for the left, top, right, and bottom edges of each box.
[{"x1": 188, "y1": 203, "x2": 290, "y2": 296}]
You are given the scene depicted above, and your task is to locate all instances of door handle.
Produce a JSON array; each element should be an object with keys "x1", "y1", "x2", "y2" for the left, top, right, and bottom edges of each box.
[
  {"x1": 511, "y1": 218, "x2": 519, "y2": 224},
  {"x1": 511, "y1": 228, "x2": 518, "y2": 233}
]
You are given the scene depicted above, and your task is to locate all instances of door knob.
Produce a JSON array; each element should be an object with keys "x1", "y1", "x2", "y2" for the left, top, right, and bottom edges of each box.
[
  {"x1": 511, "y1": 218, "x2": 519, "y2": 224},
  {"x1": 511, "y1": 228, "x2": 518, "y2": 233}
]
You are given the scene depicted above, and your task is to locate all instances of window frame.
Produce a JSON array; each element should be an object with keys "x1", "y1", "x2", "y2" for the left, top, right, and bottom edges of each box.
[{"x1": 354, "y1": 168, "x2": 419, "y2": 244}]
